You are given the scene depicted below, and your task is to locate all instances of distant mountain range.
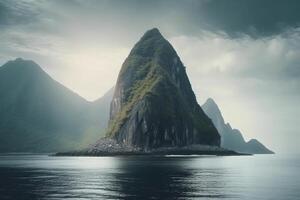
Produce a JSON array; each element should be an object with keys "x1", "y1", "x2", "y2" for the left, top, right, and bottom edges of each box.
[
  {"x1": 202, "y1": 98, "x2": 274, "y2": 154},
  {"x1": 0, "y1": 55, "x2": 273, "y2": 153},
  {"x1": 0, "y1": 58, "x2": 110, "y2": 152}
]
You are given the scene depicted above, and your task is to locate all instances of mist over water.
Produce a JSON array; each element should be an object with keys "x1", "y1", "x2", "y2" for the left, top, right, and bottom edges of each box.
[{"x1": 0, "y1": 154, "x2": 299, "y2": 200}]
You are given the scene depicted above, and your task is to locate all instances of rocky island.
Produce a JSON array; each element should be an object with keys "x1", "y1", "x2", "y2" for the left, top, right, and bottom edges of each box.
[{"x1": 57, "y1": 28, "x2": 247, "y2": 156}]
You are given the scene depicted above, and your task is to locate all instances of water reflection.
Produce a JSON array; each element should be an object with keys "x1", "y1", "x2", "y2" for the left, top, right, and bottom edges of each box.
[
  {"x1": 1, "y1": 154, "x2": 298, "y2": 200},
  {"x1": 113, "y1": 157, "x2": 194, "y2": 199},
  {"x1": 0, "y1": 155, "x2": 231, "y2": 200},
  {"x1": 110, "y1": 156, "x2": 231, "y2": 199}
]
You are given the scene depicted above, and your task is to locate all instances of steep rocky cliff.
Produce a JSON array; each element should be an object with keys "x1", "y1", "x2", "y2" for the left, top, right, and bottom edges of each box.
[
  {"x1": 105, "y1": 28, "x2": 220, "y2": 150},
  {"x1": 202, "y1": 98, "x2": 274, "y2": 154}
]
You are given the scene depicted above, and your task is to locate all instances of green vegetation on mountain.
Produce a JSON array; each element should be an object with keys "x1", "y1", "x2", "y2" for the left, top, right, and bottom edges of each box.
[{"x1": 106, "y1": 28, "x2": 220, "y2": 149}]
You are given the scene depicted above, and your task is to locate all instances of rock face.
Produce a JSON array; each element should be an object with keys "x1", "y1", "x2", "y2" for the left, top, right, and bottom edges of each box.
[
  {"x1": 202, "y1": 98, "x2": 274, "y2": 154},
  {"x1": 0, "y1": 58, "x2": 108, "y2": 152},
  {"x1": 105, "y1": 28, "x2": 220, "y2": 150}
]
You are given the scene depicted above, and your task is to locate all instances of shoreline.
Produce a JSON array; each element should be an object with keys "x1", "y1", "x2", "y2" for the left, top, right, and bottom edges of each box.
[
  {"x1": 54, "y1": 138, "x2": 251, "y2": 157},
  {"x1": 54, "y1": 145, "x2": 252, "y2": 157},
  {"x1": 54, "y1": 151, "x2": 251, "y2": 157}
]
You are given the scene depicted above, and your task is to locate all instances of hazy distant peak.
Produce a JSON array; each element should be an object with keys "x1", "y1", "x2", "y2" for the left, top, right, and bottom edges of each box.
[
  {"x1": 100, "y1": 86, "x2": 115, "y2": 99},
  {"x1": 246, "y1": 139, "x2": 274, "y2": 154},
  {"x1": 247, "y1": 139, "x2": 259, "y2": 144},
  {"x1": 10, "y1": 58, "x2": 37, "y2": 65},
  {"x1": 15, "y1": 58, "x2": 24, "y2": 62},
  {"x1": 204, "y1": 98, "x2": 218, "y2": 108},
  {"x1": 202, "y1": 98, "x2": 274, "y2": 154},
  {"x1": 202, "y1": 98, "x2": 223, "y2": 121},
  {"x1": 1, "y1": 57, "x2": 43, "y2": 73},
  {"x1": 93, "y1": 86, "x2": 115, "y2": 104}
]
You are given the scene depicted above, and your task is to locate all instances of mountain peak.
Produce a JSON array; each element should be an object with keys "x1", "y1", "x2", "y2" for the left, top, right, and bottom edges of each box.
[
  {"x1": 202, "y1": 98, "x2": 274, "y2": 154},
  {"x1": 1, "y1": 58, "x2": 42, "y2": 73},
  {"x1": 141, "y1": 28, "x2": 163, "y2": 39},
  {"x1": 15, "y1": 57, "x2": 24, "y2": 62},
  {"x1": 247, "y1": 139, "x2": 274, "y2": 154},
  {"x1": 104, "y1": 29, "x2": 220, "y2": 150},
  {"x1": 202, "y1": 98, "x2": 223, "y2": 123},
  {"x1": 129, "y1": 28, "x2": 176, "y2": 60},
  {"x1": 9, "y1": 57, "x2": 37, "y2": 65},
  {"x1": 204, "y1": 98, "x2": 218, "y2": 108}
]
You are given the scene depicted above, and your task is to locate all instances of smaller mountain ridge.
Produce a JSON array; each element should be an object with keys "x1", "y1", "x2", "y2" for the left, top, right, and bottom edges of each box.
[
  {"x1": 202, "y1": 98, "x2": 274, "y2": 154},
  {"x1": 0, "y1": 58, "x2": 107, "y2": 152}
]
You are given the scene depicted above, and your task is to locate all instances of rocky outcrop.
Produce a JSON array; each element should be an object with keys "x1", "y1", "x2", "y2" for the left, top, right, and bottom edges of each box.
[
  {"x1": 202, "y1": 98, "x2": 274, "y2": 154},
  {"x1": 99, "y1": 28, "x2": 220, "y2": 151}
]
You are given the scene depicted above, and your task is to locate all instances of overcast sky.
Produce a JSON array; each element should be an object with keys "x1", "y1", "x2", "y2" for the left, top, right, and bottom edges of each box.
[{"x1": 0, "y1": 0, "x2": 300, "y2": 153}]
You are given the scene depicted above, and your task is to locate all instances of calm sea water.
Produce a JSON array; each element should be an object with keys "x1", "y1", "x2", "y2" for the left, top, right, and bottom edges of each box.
[{"x1": 0, "y1": 154, "x2": 299, "y2": 200}]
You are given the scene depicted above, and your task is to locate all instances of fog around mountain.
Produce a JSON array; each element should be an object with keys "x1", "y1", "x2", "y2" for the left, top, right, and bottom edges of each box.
[
  {"x1": 202, "y1": 98, "x2": 273, "y2": 154},
  {"x1": 0, "y1": 58, "x2": 109, "y2": 152}
]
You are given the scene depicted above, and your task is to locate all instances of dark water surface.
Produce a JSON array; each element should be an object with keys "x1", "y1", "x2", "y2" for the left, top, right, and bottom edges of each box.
[{"x1": 0, "y1": 154, "x2": 299, "y2": 200}]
